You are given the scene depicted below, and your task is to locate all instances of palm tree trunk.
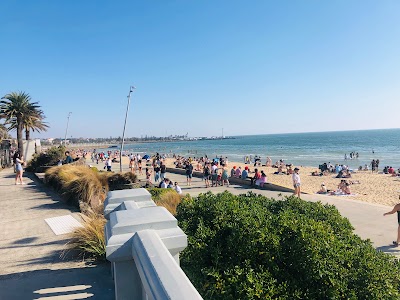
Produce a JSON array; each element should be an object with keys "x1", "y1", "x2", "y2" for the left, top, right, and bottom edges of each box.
[
  {"x1": 17, "y1": 116, "x2": 24, "y2": 154},
  {"x1": 25, "y1": 129, "x2": 30, "y2": 140}
]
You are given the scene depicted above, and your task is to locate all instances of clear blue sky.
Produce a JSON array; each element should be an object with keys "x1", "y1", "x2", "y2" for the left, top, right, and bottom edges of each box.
[{"x1": 1, "y1": 1, "x2": 399, "y2": 138}]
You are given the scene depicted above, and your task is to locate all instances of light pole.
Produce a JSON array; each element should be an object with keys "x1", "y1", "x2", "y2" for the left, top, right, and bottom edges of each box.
[
  {"x1": 64, "y1": 112, "x2": 72, "y2": 146},
  {"x1": 120, "y1": 86, "x2": 135, "y2": 172}
]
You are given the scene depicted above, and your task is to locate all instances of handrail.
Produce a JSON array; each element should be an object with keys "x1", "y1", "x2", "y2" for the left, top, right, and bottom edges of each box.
[
  {"x1": 132, "y1": 230, "x2": 202, "y2": 300},
  {"x1": 104, "y1": 188, "x2": 203, "y2": 300}
]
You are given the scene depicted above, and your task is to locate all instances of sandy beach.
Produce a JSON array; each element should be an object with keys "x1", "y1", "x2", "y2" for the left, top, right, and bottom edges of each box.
[
  {"x1": 83, "y1": 151, "x2": 400, "y2": 207},
  {"x1": 167, "y1": 159, "x2": 400, "y2": 207}
]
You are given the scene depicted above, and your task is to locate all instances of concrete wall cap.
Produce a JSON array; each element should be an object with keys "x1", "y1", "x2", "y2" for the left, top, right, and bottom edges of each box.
[{"x1": 109, "y1": 207, "x2": 177, "y2": 236}]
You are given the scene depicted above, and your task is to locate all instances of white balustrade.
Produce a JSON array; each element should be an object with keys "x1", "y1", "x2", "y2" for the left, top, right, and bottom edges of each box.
[{"x1": 104, "y1": 188, "x2": 202, "y2": 300}]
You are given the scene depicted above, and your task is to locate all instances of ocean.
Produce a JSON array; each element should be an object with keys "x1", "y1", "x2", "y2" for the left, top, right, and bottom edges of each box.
[{"x1": 115, "y1": 129, "x2": 400, "y2": 169}]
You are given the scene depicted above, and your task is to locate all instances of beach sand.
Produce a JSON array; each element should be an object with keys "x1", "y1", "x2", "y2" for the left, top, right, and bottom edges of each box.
[
  {"x1": 87, "y1": 152, "x2": 400, "y2": 207},
  {"x1": 162, "y1": 158, "x2": 400, "y2": 207}
]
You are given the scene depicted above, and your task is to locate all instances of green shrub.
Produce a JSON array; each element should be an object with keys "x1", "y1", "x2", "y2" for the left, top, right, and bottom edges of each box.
[
  {"x1": 27, "y1": 145, "x2": 65, "y2": 172},
  {"x1": 177, "y1": 192, "x2": 400, "y2": 299}
]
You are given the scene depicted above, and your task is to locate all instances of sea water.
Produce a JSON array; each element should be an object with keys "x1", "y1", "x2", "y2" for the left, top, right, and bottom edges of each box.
[{"x1": 119, "y1": 129, "x2": 400, "y2": 169}]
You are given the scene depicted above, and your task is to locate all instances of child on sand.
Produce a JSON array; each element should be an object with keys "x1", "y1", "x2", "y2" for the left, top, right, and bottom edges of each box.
[{"x1": 292, "y1": 168, "x2": 301, "y2": 197}]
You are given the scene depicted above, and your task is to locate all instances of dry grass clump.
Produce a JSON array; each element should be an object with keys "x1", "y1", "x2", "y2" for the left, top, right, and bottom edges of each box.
[
  {"x1": 62, "y1": 213, "x2": 107, "y2": 261},
  {"x1": 152, "y1": 189, "x2": 184, "y2": 215},
  {"x1": 98, "y1": 171, "x2": 138, "y2": 190},
  {"x1": 45, "y1": 165, "x2": 107, "y2": 210}
]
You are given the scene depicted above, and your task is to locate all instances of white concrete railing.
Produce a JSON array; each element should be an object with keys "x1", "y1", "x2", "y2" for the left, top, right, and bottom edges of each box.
[{"x1": 104, "y1": 188, "x2": 202, "y2": 300}]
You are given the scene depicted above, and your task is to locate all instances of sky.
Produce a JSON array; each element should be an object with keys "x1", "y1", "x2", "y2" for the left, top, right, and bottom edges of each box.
[{"x1": 0, "y1": 1, "x2": 399, "y2": 139}]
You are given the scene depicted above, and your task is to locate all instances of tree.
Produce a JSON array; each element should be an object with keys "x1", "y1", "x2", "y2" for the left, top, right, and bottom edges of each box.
[
  {"x1": 0, "y1": 123, "x2": 11, "y2": 140},
  {"x1": 6, "y1": 105, "x2": 49, "y2": 140},
  {"x1": 0, "y1": 92, "x2": 42, "y2": 154}
]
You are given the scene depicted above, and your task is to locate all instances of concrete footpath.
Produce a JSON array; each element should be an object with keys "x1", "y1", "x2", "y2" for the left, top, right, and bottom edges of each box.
[
  {"x1": 0, "y1": 168, "x2": 114, "y2": 300},
  {"x1": 139, "y1": 169, "x2": 400, "y2": 257}
]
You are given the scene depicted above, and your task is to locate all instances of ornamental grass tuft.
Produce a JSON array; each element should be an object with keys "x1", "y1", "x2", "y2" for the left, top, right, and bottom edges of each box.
[
  {"x1": 148, "y1": 188, "x2": 184, "y2": 215},
  {"x1": 62, "y1": 213, "x2": 106, "y2": 261}
]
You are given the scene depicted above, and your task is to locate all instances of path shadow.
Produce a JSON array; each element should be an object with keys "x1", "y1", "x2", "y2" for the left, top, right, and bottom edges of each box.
[
  {"x1": 23, "y1": 172, "x2": 79, "y2": 213},
  {"x1": 376, "y1": 245, "x2": 400, "y2": 255},
  {"x1": 1, "y1": 238, "x2": 68, "y2": 250},
  {"x1": 0, "y1": 264, "x2": 114, "y2": 300},
  {"x1": 12, "y1": 237, "x2": 39, "y2": 244}
]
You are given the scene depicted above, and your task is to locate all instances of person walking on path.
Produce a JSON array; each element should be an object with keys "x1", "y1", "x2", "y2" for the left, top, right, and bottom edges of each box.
[
  {"x1": 185, "y1": 162, "x2": 194, "y2": 186},
  {"x1": 105, "y1": 157, "x2": 112, "y2": 172},
  {"x1": 292, "y1": 167, "x2": 301, "y2": 197},
  {"x1": 14, "y1": 153, "x2": 25, "y2": 185},
  {"x1": 203, "y1": 163, "x2": 211, "y2": 188},
  {"x1": 154, "y1": 164, "x2": 161, "y2": 183},
  {"x1": 383, "y1": 200, "x2": 400, "y2": 246},
  {"x1": 160, "y1": 161, "x2": 166, "y2": 181}
]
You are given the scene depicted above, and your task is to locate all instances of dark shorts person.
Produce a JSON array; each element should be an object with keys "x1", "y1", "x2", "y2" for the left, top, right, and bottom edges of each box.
[
  {"x1": 397, "y1": 211, "x2": 400, "y2": 225},
  {"x1": 186, "y1": 173, "x2": 192, "y2": 178}
]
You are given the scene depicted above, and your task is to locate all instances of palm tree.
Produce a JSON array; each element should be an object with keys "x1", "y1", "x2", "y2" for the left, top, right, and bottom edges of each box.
[
  {"x1": 0, "y1": 92, "x2": 42, "y2": 154},
  {"x1": 7, "y1": 105, "x2": 49, "y2": 140}
]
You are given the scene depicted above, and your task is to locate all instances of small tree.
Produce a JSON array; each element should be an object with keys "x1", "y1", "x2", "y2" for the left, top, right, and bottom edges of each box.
[{"x1": 0, "y1": 92, "x2": 44, "y2": 154}]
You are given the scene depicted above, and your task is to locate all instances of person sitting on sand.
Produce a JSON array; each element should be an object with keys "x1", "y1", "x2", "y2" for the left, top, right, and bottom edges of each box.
[
  {"x1": 274, "y1": 165, "x2": 285, "y2": 175},
  {"x1": 312, "y1": 170, "x2": 322, "y2": 176},
  {"x1": 251, "y1": 169, "x2": 261, "y2": 186},
  {"x1": 343, "y1": 170, "x2": 352, "y2": 178},
  {"x1": 287, "y1": 166, "x2": 293, "y2": 175},
  {"x1": 241, "y1": 167, "x2": 248, "y2": 179},
  {"x1": 255, "y1": 170, "x2": 267, "y2": 188},
  {"x1": 235, "y1": 166, "x2": 242, "y2": 178},
  {"x1": 317, "y1": 183, "x2": 328, "y2": 194},
  {"x1": 343, "y1": 182, "x2": 351, "y2": 194},
  {"x1": 230, "y1": 166, "x2": 236, "y2": 178},
  {"x1": 383, "y1": 200, "x2": 400, "y2": 246}
]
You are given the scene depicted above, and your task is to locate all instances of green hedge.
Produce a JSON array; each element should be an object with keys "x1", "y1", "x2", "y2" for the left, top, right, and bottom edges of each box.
[
  {"x1": 177, "y1": 192, "x2": 400, "y2": 299},
  {"x1": 27, "y1": 145, "x2": 65, "y2": 172}
]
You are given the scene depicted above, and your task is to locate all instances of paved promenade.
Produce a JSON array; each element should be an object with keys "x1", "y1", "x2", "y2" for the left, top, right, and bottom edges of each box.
[
  {"x1": 135, "y1": 169, "x2": 400, "y2": 256},
  {"x1": 0, "y1": 168, "x2": 114, "y2": 300},
  {"x1": 1, "y1": 163, "x2": 399, "y2": 299}
]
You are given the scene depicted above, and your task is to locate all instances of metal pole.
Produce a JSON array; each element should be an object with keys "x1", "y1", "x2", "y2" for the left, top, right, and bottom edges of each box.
[
  {"x1": 120, "y1": 86, "x2": 135, "y2": 172},
  {"x1": 64, "y1": 112, "x2": 72, "y2": 146}
]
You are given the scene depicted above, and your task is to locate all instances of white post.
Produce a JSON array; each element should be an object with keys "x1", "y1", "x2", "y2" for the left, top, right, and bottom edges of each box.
[{"x1": 64, "y1": 112, "x2": 72, "y2": 146}]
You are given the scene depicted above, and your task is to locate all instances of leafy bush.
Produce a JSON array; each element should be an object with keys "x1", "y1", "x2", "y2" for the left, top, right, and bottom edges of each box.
[
  {"x1": 62, "y1": 213, "x2": 106, "y2": 261},
  {"x1": 27, "y1": 145, "x2": 66, "y2": 172},
  {"x1": 148, "y1": 188, "x2": 184, "y2": 215},
  {"x1": 177, "y1": 192, "x2": 400, "y2": 299}
]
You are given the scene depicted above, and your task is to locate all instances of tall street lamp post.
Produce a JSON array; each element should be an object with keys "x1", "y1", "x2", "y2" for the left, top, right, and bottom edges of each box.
[
  {"x1": 64, "y1": 112, "x2": 72, "y2": 146},
  {"x1": 120, "y1": 86, "x2": 135, "y2": 172}
]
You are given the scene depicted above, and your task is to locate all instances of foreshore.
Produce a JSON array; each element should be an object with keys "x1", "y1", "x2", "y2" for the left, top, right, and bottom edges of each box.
[{"x1": 100, "y1": 154, "x2": 400, "y2": 207}]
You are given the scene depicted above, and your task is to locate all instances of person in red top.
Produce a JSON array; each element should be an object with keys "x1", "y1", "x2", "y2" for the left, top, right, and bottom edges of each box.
[{"x1": 250, "y1": 168, "x2": 261, "y2": 186}]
